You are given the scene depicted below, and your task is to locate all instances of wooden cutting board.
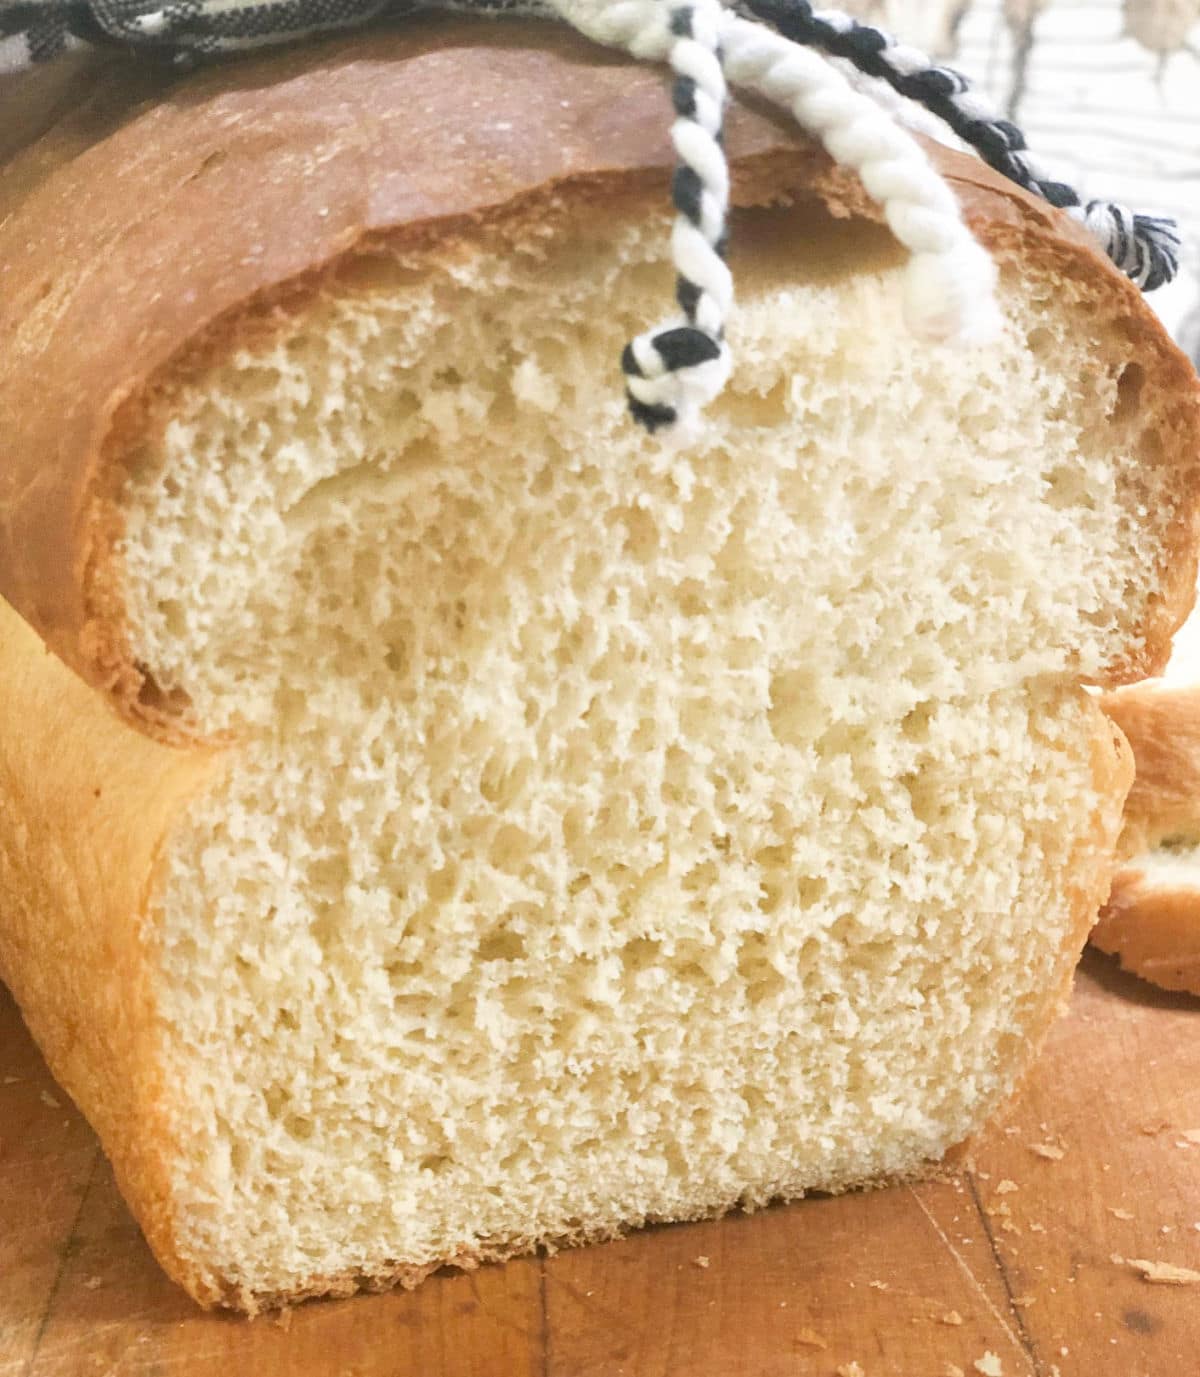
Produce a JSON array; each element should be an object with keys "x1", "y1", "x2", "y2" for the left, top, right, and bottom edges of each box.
[{"x1": 2, "y1": 949, "x2": 1199, "y2": 1377}]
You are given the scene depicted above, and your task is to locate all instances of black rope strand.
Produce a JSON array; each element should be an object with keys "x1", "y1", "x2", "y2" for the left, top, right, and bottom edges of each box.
[
  {"x1": 742, "y1": 0, "x2": 1181, "y2": 291},
  {"x1": 621, "y1": 1, "x2": 731, "y2": 432}
]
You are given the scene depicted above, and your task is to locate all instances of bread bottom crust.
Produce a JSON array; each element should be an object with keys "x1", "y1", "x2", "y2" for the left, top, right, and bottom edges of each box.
[{"x1": 202, "y1": 1154, "x2": 969, "y2": 1315}]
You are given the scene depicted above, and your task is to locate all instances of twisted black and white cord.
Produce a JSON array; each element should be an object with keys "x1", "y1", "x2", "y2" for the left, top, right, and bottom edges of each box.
[
  {"x1": 0, "y1": 0, "x2": 400, "y2": 69},
  {"x1": 741, "y1": 0, "x2": 1182, "y2": 292},
  {"x1": 621, "y1": 0, "x2": 733, "y2": 433}
]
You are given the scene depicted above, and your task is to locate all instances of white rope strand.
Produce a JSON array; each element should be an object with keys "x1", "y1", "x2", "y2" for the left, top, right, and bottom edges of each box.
[
  {"x1": 717, "y1": 11, "x2": 999, "y2": 345},
  {"x1": 558, "y1": 0, "x2": 999, "y2": 430}
]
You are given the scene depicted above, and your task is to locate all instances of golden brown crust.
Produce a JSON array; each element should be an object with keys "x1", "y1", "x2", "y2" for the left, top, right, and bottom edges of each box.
[
  {"x1": 1093, "y1": 879, "x2": 1200, "y2": 995},
  {"x1": 1, "y1": 18, "x2": 1198, "y2": 739},
  {"x1": 1050, "y1": 701, "x2": 1137, "y2": 1020},
  {"x1": 0, "y1": 595, "x2": 221, "y2": 1298},
  {"x1": 1095, "y1": 683, "x2": 1200, "y2": 995},
  {"x1": 1102, "y1": 682, "x2": 1200, "y2": 857},
  {"x1": 939, "y1": 697, "x2": 1135, "y2": 1176}
]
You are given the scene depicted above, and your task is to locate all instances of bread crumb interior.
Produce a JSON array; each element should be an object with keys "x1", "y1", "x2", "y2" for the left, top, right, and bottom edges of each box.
[{"x1": 116, "y1": 199, "x2": 1172, "y2": 1298}]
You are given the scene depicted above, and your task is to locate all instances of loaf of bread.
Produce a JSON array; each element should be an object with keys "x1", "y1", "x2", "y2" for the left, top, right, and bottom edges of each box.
[
  {"x1": 2, "y1": 19, "x2": 1199, "y2": 1312},
  {"x1": 1097, "y1": 615, "x2": 1200, "y2": 994}
]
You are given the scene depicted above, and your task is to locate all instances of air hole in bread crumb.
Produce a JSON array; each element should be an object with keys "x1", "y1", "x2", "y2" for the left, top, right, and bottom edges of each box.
[
  {"x1": 480, "y1": 755, "x2": 532, "y2": 809},
  {"x1": 335, "y1": 253, "x2": 426, "y2": 293},
  {"x1": 284, "y1": 1115, "x2": 314, "y2": 1141},
  {"x1": 683, "y1": 861, "x2": 719, "y2": 896},
  {"x1": 613, "y1": 505, "x2": 659, "y2": 560},
  {"x1": 427, "y1": 866, "x2": 457, "y2": 903},
  {"x1": 488, "y1": 824, "x2": 536, "y2": 875},
  {"x1": 1025, "y1": 325, "x2": 1056, "y2": 358},
  {"x1": 797, "y1": 875, "x2": 828, "y2": 907},
  {"x1": 134, "y1": 663, "x2": 191, "y2": 714},
  {"x1": 900, "y1": 704, "x2": 933, "y2": 743},
  {"x1": 158, "y1": 598, "x2": 188, "y2": 637},
  {"x1": 477, "y1": 927, "x2": 527, "y2": 963},
  {"x1": 768, "y1": 668, "x2": 826, "y2": 747},
  {"x1": 1113, "y1": 362, "x2": 1145, "y2": 424},
  {"x1": 622, "y1": 937, "x2": 662, "y2": 972},
  {"x1": 900, "y1": 771, "x2": 943, "y2": 828}
]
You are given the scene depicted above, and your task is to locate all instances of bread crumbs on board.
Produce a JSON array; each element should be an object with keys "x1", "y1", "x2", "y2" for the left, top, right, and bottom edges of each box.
[
  {"x1": 973, "y1": 1354, "x2": 1003, "y2": 1376},
  {"x1": 939, "y1": 1310, "x2": 964, "y2": 1326},
  {"x1": 1108, "y1": 1207, "x2": 1134, "y2": 1220},
  {"x1": 944, "y1": 1367, "x2": 965, "y2": 1377},
  {"x1": 836, "y1": 1363, "x2": 865, "y2": 1377},
  {"x1": 692, "y1": 1255, "x2": 710, "y2": 1269},
  {"x1": 794, "y1": 1328, "x2": 827, "y2": 1350},
  {"x1": 1028, "y1": 1142, "x2": 1064, "y2": 1160},
  {"x1": 1124, "y1": 1258, "x2": 1200, "y2": 1284}
]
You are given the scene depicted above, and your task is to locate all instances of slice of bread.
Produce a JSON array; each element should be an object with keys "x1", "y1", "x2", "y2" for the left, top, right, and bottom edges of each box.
[
  {"x1": 1097, "y1": 615, "x2": 1200, "y2": 994},
  {"x1": 2, "y1": 19, "x2": 1199, "y2": 1312}
]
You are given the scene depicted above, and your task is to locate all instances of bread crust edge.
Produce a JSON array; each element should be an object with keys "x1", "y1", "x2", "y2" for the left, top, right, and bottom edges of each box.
[{"x1": 1094, "y1": 682, "x2": 1200, "y2": 995}]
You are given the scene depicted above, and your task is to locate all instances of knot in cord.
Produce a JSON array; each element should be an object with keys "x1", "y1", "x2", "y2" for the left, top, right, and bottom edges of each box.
[
  {"x1": 1070, "y1": 202, "x2": 1181, "y2": 293},
  {"x1": 614, "y1": 0, "x2": 1003, "y2": 434},
  {"x1": 621, "y1": 0, "x2": 733, "y2": 433}
]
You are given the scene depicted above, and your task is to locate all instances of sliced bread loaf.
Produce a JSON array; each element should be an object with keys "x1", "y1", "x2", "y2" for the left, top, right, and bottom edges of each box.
[
  {"x1": 1, "y1": 19, "x2": 1199, "y2": 1311},
  {"x1": 1097, "y1": 614, "x2": 1200, "y2": 994}
]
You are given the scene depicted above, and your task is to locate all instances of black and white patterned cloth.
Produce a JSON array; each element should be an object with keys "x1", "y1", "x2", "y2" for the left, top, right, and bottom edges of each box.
[
  {"x1": 0, "y1": 0, "x2": 1183, "y2": 432},
  {"x1": 0, "y1": 0, "x2": 396, "y2": 68}
]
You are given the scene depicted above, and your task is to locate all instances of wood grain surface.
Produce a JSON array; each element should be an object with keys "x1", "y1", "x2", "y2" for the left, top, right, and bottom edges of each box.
[{"x1": 2, "y1": 950, "x2": 1198, "y2": 1377}]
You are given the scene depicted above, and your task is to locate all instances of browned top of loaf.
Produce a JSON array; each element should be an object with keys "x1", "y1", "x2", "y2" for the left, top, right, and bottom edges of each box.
[{"x1": 1, "y1": 17, "x2": 1198, "y2": 738}]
